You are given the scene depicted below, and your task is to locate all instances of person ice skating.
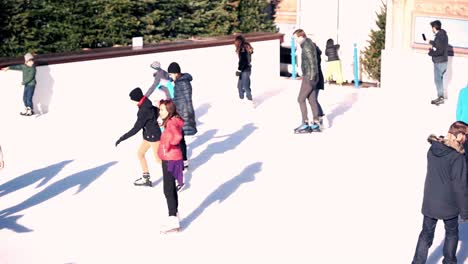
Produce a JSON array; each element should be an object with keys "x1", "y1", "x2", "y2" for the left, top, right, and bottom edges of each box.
[
  {"x1": 427, "y1": 20, "x2": 449, "y2": 106},
  {"x1": 115, "y1": 87, "x2": 162, "y2": 187},
  {"x1": 315, "y1": 45, "x2": 326, "y2": 127},
  {"x1": 293, "y1": 29, "x2": 322, "y2": 133},
  {"x1": 167, "y1": 62, "x2": 197, "y2": 169},
  {"x1": 234, "y1": 35, "x2": 255, "y2": 106},
  {"x1": 158, "y1": 99, "x2": 184, "y2": 232},
  {"x1": 412, "y1": 121, "x2": 468, "y2": 264},
  {"x1": 144, "y1": 61, "x2": 175, "y2": 106},
  {"x1": 0, "y1": 145, "x2": 4, "y2": 169},
  {"x1": 324, "y1": 38, "x2": 343, "y2": 85},
  {"x1": 1, "y1": 53, "x2": 37, "y2": 116}
]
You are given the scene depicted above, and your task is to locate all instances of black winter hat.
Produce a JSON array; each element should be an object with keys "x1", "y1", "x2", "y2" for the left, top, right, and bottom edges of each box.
[
  {"x1": 168, "y1": 62, "x2": 181, "y2": 74},
  {"x1": 129, "y1": 87, "x2": 143, "y2": 102}
]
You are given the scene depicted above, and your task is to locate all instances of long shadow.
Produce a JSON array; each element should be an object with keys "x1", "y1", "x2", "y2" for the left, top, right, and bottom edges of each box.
[
  {"x1": 187, "y1": 129, "x2": 218, "y2": 162},
  {"x1": 181, "y1": 162, "x2": 262, "y2": 229},
  {"x1": 426, "y1": 222, "x2": 468, "y2": 264},
  {"x1": 185, "y1": 123, "x2": 257, "y2": 188},
  {"x1": 254, "y1": 86, "x2": 287, "y2": 108},
  {"x1": 0, "y1": 160, "x2": 73, "y2": 197},
  {"x1": 0, "y1": 161, "x2": 117, "y2": 233},
  {"x1": 195, "y1": 103, "x2": 211, "y2": 127},
  {"x1": 326, "y1": 92, "x2": 358, "y2": 128}
]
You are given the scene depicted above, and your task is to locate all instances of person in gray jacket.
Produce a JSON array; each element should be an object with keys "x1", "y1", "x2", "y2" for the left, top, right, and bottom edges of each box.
[
  {"x1": 293, "y1": 29, "x2": 321, "y2": 133},
  {"x1": 412, "y1": 121, "x2": 468, "y2": 264},
  {"x1": 427, "y1": 20, "x2": 449, "y2": 106}
]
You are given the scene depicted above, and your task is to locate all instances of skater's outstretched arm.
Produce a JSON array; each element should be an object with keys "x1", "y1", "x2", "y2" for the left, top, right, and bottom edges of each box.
[{"x1": 115, "y1": 112, "x2": 148, "y2": 146}]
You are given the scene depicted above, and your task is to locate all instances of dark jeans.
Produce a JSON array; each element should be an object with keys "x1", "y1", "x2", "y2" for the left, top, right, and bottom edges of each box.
[
  {"x1": 434, "y1": 62, "x2": 447, "y2": 98},
  {"x1": 23, "y1": 84, "x2": 35, "y2": 108},
  {"x1": 162, "y1": 160, "x2": 178, "y2": 216},
  {"x1": 298, "y1": 78, "x2": 322, "y2": 123},
  {"x1": 180, "y1": 131, "x2": 187, "y2": 161},
  {"x1": 412, "y1": 216, "x2": 458, "y2": 264},
  {"x1": 237, "y1": 70, "x2": 252, "y2": 100}
]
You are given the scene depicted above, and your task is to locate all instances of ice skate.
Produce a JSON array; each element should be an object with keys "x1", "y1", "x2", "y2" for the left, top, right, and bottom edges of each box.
[
  {"x1": 176, "y1": 183, "x2": 185, "y2": 192},
  {"x1": 160, "y1": 216, "x2": 180, "y2": 234},
  {"x1": 183, "y1": 160, "x2": 189, "y2": 170},
  {"x1": 310, "y1": 122, "x2": 322, "y2": 132},
  {"x1": 134, "y1": 173, "x2": 152, "y2": 187},
  {"x1": 25, "y1": 107, "x2": 34, "y2": 116},
  {"x1": 294, "y1": 123, "x2": 312, "y2": 134},
  {"x1": 19, "y1": 107, "x2": 28, "y2": 116}
]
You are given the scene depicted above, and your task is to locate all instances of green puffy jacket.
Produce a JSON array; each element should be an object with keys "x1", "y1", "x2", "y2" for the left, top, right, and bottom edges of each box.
[{"x1": 9, "y1": 64, "x2": 36, "y2": 86}]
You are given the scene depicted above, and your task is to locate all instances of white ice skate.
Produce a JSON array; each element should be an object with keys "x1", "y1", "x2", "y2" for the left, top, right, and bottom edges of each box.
[{"x1": 160, "y1": 216, "x2": 180, "y2": 234}]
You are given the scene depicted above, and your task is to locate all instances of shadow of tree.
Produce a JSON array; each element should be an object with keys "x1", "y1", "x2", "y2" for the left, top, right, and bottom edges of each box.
[
  {"x1": 185, "y1": 123, "x2": 257, "y2": 188},
  {"x1": 0, "y1": 161, "x2": 118, "y2": 233},
  {"x1": 0, "y1": 160, "x2": 73, "y2": 197},
  {"x1": 426, "y1": 222, "x2": 468, "y2": 264},
  {"x1": 181, "y1": 162, "x2": 262, "y2": 230}
]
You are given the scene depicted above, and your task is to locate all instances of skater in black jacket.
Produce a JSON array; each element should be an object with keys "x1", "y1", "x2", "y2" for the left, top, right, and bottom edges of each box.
[
  {"x1": 234, "y1": 35, "x2": 254, "y2": 107},
  {"x1": 412, "y1": 121, "x2": 468, "y2": 264},
  {"x1": 115, "y1": 87, "x2": 162, "y2": 186}
]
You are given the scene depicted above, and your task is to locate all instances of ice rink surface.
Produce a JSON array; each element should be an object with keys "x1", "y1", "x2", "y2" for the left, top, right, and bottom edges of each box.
[{"x1": 0, "y1": 77, "x2": 466, "y2": 264}]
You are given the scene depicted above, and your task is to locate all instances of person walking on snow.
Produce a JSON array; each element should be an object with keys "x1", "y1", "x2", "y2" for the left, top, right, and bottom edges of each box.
[
  {"x1": 115, "y1": 87, "x2": 162, "y2": 187},
  {"x1": 293, "y1": 29, "x2": 322, "y2": 133},
  {"x1": 1, "y1": 53, "x2": 37, "y2": 116},
  {"x1": 234, "y1": 35, "x2": 255, "y2": 107},
  {"x1": 411, "y1": 121, "x2": 468, "y2": 264},
  {"x1": 167, "y1": 62, "x2": 197, "y2": 170},
  {"x1": 158, "y1": 99, "x2": 184, "y2": 233}
]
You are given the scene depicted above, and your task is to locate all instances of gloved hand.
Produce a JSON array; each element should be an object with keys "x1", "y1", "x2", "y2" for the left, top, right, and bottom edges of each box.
[
  {"x1": 115, "y1": 138, "x2": 122, "y2": 147},
  {"x1": 235, "y1": 71, "x2": 241, "y2": 77}
]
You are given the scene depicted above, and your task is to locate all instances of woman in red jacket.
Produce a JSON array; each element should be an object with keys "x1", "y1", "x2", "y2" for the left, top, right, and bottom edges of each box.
[{"x1": 158, "y1": 99, "x2": 184, "y2": 233}]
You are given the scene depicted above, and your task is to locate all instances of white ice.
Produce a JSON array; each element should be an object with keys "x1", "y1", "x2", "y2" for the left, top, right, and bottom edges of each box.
[{"x1": 0, "y1": 77, "x2": 465, "y2": 264}]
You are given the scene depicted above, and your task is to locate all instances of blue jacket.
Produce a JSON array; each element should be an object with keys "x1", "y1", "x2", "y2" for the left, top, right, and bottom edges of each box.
[{"x1": 456, "y1": 86, "x2": 468, "y2": 123}]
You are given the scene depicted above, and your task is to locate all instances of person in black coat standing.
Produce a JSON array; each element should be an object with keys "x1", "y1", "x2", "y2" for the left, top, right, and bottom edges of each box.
[
  {"x1": 115, "y1": 87, "x2": 162, "y2": 187},
  {"x1": 427, "y1": 20, "x2": 449, "y2": 106},
  {"x1": 167, "y1": 62, "x2": 197, "y2": 169},
  {"x1": 324, "y1": 38, "x2": 343, "y2": 85},
  {"x1": 412, "y1": 121, "x2": 468, "y2": 264}
]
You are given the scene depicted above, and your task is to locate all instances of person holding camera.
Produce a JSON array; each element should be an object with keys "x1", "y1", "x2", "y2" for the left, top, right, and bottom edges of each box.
[
  {"x1": 234, "y1": 35, "x2": 254, "y2": 107},
  {"x1": 427, "y1": 20, "x2": 449, "y2": 106},
  {"x1": 411, "y1": 121, "x2": 468, "y2": 264}
]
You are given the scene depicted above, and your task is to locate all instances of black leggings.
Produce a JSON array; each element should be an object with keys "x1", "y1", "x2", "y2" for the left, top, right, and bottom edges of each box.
[
  {"x1": 162, "y1": 161, "x2": 178, "y2": 216},
  {"x1": 180, "y1": 131, "x2": 187, "y2": 161}
]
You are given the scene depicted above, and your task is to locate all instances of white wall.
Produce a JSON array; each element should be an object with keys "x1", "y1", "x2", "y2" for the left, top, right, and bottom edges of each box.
[{"x1": 0, "y1": 39, "x2": 280, "y2": 123}]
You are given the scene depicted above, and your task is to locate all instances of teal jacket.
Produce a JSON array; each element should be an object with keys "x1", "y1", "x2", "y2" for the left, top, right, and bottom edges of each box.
[
  {"x1": 9, "y1": 64, "x2": 36, "y2": 86},
  {"x1": 456, "y1": 86, "x2": 468, "y2": 123}
]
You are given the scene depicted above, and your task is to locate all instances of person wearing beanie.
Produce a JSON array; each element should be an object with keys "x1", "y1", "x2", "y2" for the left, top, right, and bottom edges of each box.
[
  {"x1": 1, "y1": 52, "x2": 37, "y2": 116},
  {"x1": 115, "y1": 87, "x2": 162, "y2": 187},
  {"x1": 168, "y1": 62, "x2": 197, "y2": 170},
  {"x1": 234, "y1": 35, "x2": 255, "y2": 107}
]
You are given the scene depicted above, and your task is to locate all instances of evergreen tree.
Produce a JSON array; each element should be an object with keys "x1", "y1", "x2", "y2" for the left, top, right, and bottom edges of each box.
[
  {"x1": 235, "y1": 0, "x2": 277, "y2": 33},
  {"x1": 362, "y1": 2, "x2": 386, "y2": 82}
]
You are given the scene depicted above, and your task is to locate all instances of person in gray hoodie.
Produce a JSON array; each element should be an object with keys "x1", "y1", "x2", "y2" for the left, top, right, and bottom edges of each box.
[
  {"x1": 427, "y1": 20, "x2": 449, "y2": 106},
  {"x1": 412, "y1": 121, "x2": 468, "y2": 264}
]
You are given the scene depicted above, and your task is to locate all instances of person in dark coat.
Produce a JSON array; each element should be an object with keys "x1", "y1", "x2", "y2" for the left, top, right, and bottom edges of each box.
[
  {"x1": 115, "y1": 87, "x2": 162, "y2": 187},
  {"x1": 167, "y1": 62, "x2": 197, "y2": 169},
  {"x1": 234, "y1": 35, "x2": 255, "y2": 107},
  {"x1": 427, "y1": 20, "x2": 449, "y2": 106},
  {"x1": 314, "y1": 45, "x2": 325, "y2": 125},
  {"x1": 324, "y1": 38, "x2": 343, "y2": 85},
  {"x1": 412, "y1": 121, "x2": 468, "y2": 264}
]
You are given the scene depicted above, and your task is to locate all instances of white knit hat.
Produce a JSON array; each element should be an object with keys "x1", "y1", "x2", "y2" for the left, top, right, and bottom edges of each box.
[
  {"x1": 150, "y1": 61, "x2": 161, "y2": 70},
  {"x1": 24, "y1": 53, "x2": 34, "y2": 61}
]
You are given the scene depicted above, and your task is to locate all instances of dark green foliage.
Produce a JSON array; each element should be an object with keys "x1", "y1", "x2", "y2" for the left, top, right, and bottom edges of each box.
[
  {"x1": 0, "y1": 0, "x2": 277, "y2": 58},
  {"x1": 362, "y1": 2, "x2": 386, "y2": 82}
]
